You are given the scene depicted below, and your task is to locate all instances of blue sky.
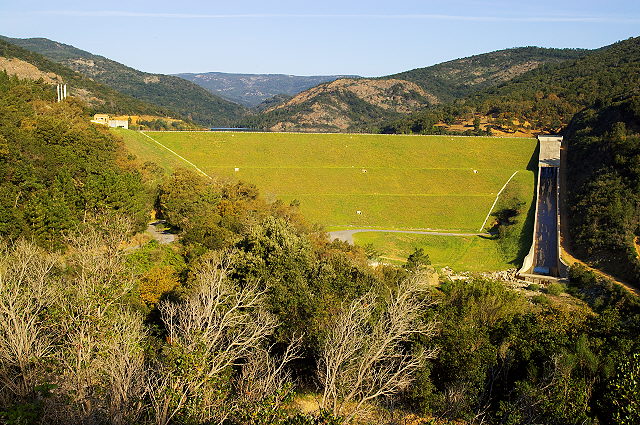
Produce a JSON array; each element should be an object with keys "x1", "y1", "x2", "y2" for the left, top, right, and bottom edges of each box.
[{"x1": 1, "y1": 1, "x2": 639, "y2": 76}]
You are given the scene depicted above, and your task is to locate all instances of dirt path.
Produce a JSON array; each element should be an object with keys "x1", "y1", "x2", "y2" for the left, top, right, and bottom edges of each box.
[
  {"x1": 146, "y1": 220, "x2": 177, "y2": 244},
  {"x1": 328, "y1": 229, "x2": 490, "y2": 244},
  {"x1": 479, "y1": 170, "x2": 519, "y2": 231}
]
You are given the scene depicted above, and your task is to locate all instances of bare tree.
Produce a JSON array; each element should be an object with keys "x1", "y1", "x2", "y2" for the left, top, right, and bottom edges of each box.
[
  {"x1": 236, "y1": 334, "x2": 303, "y2": 403},
  {"x1": 0, "y1": 240, "x2": 56, "y2": 402},
  {"x1": 51, "y1": 215, "x2": 140, "y2": 423},
  {"x1": 318, "y1": 273, "x2": 439, "y2": 421},
  {"x1": 151, "y1": 251, "x2": 278, "y2": 424},
  {"x1": 103, "y1": 310, "x2": 147, "y2": 425}
]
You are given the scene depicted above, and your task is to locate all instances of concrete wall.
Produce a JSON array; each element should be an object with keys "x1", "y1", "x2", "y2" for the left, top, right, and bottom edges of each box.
[
  {"x1": 518, "y1": 163, "x2": 542, "y2": 275},
  {"x1": 518, "y1": 135, "x2": 566, "y2": 280}
]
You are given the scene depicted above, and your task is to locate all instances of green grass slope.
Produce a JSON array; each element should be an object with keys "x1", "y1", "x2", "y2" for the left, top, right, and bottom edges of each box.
[
  {"x1": 2, "y1": 36, "x2": 249, "y2": 126},
  {"x1": 120, "y1": 130, "x2": 536, "y2": 229},
  {"x1": 117, "y1": 130, "x2": 537, "y2": 270}
]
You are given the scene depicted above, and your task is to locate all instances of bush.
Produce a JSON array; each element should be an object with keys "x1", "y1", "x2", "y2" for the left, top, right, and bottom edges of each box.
[
  {"x1": 546, "y1": 282, "x2": 566, "y2": 296},
  {"x1": 528, "y1": 283, "x2": 541, "y2": 291},
  {"x1": 532, "y1": 294, "x2": 550, "y2": 305}
]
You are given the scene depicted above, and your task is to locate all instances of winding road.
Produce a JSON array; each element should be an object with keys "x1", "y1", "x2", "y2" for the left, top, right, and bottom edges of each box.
[{"x1": 328, "y1": 229, "x2": 490, "y2": 244}]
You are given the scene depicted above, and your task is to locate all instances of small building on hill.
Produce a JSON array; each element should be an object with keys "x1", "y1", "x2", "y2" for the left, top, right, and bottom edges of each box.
[
  {"x1": 91, "y1": 114, "x2": 128, "y2": 129},
  {"x1": 92, "y1": 114, "x2": 109, "y2": 125}
]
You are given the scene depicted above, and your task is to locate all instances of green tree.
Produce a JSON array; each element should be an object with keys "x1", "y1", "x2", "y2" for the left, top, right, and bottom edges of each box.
[{"x1": 405, "y1": 247, "x2": 431, "y2": 271}]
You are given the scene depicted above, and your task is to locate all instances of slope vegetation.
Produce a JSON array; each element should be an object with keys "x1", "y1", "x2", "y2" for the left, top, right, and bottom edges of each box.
[
  {"x1": 0, "y1": 72, "x2": 151, "y2": 247},
  {"x1": 391, "y1": 46, "x2": 585, "y2": 101},
  {"x1": 2, "y1": 36, "x2": 248, "y2": 126}
]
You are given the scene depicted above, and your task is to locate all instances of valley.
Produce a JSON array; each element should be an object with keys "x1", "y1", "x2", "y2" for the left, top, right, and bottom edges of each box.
[{"x1": 0, "y1": 17, "x2": 639, "y2": 424}]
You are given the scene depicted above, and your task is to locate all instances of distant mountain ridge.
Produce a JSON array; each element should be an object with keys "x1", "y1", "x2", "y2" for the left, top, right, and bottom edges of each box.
[
  {"x1": 244, "y1": 47, "x2": 587, "y2": 132},
  {"x1": 175, "y1": 71, "x2": 360, "y2": 107},
  {"x1": 1, "y1": 36, "x2": 248, "y2": 127},
  {"x1": 0, "y1": 36, "x2": 590, "y2": 133},
  {"x1": 389, "y1": 46, "x2": 587, "y2": 102}
]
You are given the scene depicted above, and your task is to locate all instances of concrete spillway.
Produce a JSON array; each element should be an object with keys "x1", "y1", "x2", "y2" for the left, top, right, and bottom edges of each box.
[{"x1": 518, "y1": 136, "x2": 567, "y2": 282}]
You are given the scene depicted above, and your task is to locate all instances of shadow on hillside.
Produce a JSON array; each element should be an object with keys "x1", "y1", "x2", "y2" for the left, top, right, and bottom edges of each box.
[{"x1": 511, "y1": 143, "x2": 540, "y2": 266}]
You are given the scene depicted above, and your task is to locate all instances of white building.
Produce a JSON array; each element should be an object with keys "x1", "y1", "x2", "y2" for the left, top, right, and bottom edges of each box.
[{"x1": 91, "y1": 114, "x2": 129, "y2": 129}]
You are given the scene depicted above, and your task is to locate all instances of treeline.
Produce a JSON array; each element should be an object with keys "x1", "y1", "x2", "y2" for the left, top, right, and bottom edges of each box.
[
  {"x1": 132, "y1": 118, "x2": 202, "y2": 131},
  {"x1": 379, "y1": 103, "x2": 492, "y2": 136}
]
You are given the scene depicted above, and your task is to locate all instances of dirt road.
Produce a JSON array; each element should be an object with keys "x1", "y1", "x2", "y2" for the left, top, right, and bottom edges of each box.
[{"x1": 328, "y1": 229, "x2": 490, "y2": 244}]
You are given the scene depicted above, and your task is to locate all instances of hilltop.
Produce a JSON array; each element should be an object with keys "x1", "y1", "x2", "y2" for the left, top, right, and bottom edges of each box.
[
  {"x1": 175, "y1": 71, "x2": 359, "y2": 107},
  {"x1": 1, "y1": 36, "x2": 248, "y2": 127},
  {"x1": 389, "y1": 37, "x2": 640, "y2": 135},
  {"x1": 244, "y1": 47, "x2": 586, "y2": 132},
  {"x1": 0, "y1": 38, "x2": 178, "y2": 117}
]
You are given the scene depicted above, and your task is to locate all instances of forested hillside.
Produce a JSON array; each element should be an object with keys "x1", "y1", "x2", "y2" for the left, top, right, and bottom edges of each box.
[
  {"x1": 2, "y1": 36, "x2": 249, "y2": 126},
  {"x1": 244, "y1": 47, "x2": 585, "y2": 132},
  {"x1": 391, "y1": 46, "x2": 586, "y2": 102},
  {"x1": 0, "y1": 71, "x2": 152, "y2": 247},
  {"x1": 565, "y1": 93, "x2": 640, "y2": 284},
  {"x1": 388, "y1": 37, "x2": 640, "y2": 135},
  {"x1": 0, "y1": 38, "x2": 174, "y2": 117}
]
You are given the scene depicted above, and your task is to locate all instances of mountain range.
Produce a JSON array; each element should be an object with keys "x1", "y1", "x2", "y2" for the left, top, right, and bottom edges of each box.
[
  {"x1": 174, "y1": 72, "x2": 359, "y2": 107},
  {"x1": 0, "y1": 36, "x2": 587, "y2": 131},
  {"x1": 243, "y1": 47, "x2": 586, "y2": 132}
]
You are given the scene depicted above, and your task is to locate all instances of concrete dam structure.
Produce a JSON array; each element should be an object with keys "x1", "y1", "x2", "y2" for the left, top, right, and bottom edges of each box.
[{"x1": 518, "y1": 135, "x2": 568, "y2": 282}]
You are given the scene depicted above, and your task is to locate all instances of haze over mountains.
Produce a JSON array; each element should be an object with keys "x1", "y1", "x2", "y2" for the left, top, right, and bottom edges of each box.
[{"x1": 175, "y1": 72, "x2": 359, "y2": 107}]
